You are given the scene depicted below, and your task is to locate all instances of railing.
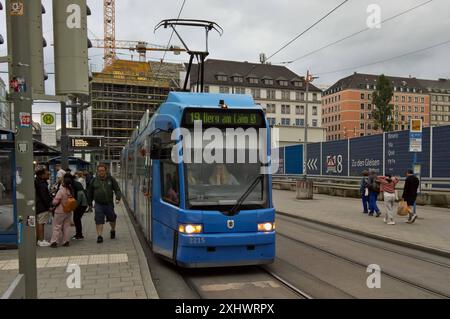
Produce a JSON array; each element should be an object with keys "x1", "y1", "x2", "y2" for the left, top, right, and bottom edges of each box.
[{"x1": 272, "y1": 175, "x2": 450, "y2": 194}]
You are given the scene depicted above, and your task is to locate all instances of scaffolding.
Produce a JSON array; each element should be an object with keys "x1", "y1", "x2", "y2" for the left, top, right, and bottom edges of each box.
[{"x1": 89, "y1": 59, "x2": 184, "y2": 162}]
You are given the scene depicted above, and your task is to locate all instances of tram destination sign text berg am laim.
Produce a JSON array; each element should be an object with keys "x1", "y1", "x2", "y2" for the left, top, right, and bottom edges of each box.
[
  {"x1": 69, "y1": 136, "x2": 104, "y2": 151},
  {"x1": 183, "y1": 109, "x2": 264, "y2": 127}
]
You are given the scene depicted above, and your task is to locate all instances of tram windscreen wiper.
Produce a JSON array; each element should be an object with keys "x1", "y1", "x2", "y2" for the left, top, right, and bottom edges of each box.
[{"x1": 228, "y1": 174, "x2": 263, "y2": 216}]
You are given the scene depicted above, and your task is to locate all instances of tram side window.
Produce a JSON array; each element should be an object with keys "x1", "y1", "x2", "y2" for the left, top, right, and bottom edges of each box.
[{"x1": 161, "y1": 162, "x2": 180, "y2": 207}]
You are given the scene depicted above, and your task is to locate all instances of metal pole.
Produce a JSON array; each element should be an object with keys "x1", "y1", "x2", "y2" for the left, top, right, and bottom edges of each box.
[
  {"x1": 60, "y1": 101, "x2": 69, "y2": 169},
  {"x1": 303, "y1": 71, "x2": 310, "y2": 179},
  {"x1": 7, "y1": 0, "x2": 37, "y2": 298}
]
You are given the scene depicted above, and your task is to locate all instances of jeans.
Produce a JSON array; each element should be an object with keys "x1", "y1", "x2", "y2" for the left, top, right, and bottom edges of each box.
[
  {"x1": 383, "y1": 192, "x2": 396, "y2": 221},
  {"x1": 73, "y1": 205, "x2": 87, "y2": 237},
  {"x1": 361, "y1": 193, "x2": 369, "y2": 213},
  {"x1": 369, "y1": 191, "x2": 380, "y2": 214}
]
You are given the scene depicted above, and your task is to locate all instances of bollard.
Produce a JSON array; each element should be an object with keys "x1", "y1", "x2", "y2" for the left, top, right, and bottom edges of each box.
[{"x1": 296, "y1": 179, "x2": 314, "y2": 200}]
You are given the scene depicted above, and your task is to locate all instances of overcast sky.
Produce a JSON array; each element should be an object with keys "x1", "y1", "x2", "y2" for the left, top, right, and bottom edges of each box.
[{"x1": 1, "y1": 0, "x2": 449, "y2": 126}]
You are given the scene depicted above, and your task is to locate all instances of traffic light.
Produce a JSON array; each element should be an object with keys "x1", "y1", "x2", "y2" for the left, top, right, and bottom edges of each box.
[{"x1": 53, "y1": 0, "x2": 90, "y2": 96}]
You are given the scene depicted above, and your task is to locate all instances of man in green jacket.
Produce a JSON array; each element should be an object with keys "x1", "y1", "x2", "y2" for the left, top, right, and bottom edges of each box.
[{"x1": 87, "y1": 163, "x2": 122, "y2": 243}]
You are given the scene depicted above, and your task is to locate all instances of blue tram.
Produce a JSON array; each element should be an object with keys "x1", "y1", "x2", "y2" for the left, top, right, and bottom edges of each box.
[{"x1": 121, "y1": 92, "x2": 275, "y2": 267}]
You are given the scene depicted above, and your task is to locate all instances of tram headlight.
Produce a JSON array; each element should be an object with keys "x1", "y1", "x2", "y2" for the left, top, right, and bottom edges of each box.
[
  {"x1": 178, "y1": 224, "x2": 203, "y2": 234},
  {"x1": 258, "y1": 222, "x2": 275, "y2": 232}
]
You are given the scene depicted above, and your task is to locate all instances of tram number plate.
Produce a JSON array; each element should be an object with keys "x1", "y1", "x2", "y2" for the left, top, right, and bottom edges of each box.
[{"x1": 189, "y1": 237, "x2": 205, "y2": 245}]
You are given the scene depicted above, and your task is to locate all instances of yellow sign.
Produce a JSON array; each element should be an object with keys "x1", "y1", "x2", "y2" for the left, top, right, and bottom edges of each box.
[
  {"x1": 10, "y1": 2, "x2": 24, "y2": 16},
  {"x1": 41, "y1": 113, "x2": 55, "y2": 125},
  {"x1": 410, "y1": 119, "x2": 422, "y2": 133}
]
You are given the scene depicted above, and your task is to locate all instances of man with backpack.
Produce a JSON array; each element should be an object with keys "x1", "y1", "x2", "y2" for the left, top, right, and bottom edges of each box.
[
  {"x1": 367, "y1": 170, "x2": 381, "y2": 217},
  {"x1": 87, "y1": 163, "x2": 122, "y2": 243}
]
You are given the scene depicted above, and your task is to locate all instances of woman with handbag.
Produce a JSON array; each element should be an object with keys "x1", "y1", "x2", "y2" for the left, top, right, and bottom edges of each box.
[
  {"x1": 377, "y1": 174, "x2": 399, "y2": 225},
  {"x1": 50, "y1": 174, "x2": 78, "y2": 248}
]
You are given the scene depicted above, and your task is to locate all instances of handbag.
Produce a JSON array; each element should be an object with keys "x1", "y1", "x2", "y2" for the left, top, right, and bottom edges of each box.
[
  {"x1": 63, "y1": 193, "x2": 78, "y2": 213},
  {"x1": 397, "y1": 199, "x2": 411, "y2": 216}
]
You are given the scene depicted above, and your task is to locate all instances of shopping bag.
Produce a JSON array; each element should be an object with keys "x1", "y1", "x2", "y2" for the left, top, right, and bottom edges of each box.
[{"x1": 397, "y1": 200, "x2": 411, "y2": 216}]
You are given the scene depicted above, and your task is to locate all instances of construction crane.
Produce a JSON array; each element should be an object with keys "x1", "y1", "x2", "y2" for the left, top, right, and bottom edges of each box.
[
  {"x1": 99, "y1": 0, "x2": 184, "y2": 66},
  {"x1": 92, "y1": 39, "x2": 184, "y2": 63}
]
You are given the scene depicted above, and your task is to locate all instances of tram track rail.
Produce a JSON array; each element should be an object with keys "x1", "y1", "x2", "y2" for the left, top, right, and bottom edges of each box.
[{"x1": 276, "y1": 229, "x2": 450, "y2": 299}]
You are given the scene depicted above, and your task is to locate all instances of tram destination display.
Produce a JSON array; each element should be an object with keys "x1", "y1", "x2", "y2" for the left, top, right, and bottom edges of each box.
[
  {"x1": 69, "y1": 136, "x2": 104, "y2": 151},
  {"x1": 183, "y1": 109, "x2": 264, "y2": 127}
]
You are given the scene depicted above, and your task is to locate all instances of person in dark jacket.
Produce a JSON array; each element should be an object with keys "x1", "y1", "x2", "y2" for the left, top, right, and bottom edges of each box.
[
  {"x1": 35, "y1": 168, "x2": 53, "y2": 247},
  {"x1": 68, "y1": 175, "x2": 88, "y2": 240},
  {"x1": 360, "y1": 170, "x2": 370, "y2": 214},
  {"x1": 402, "y1": 169, "x2": 420, "y2": 224},
  {"x1": 367, "y1": 170, "x2": 381, "y2": 217},
  {"x1": 87, "y1": 163, "x2": 122, "y2": 243}
]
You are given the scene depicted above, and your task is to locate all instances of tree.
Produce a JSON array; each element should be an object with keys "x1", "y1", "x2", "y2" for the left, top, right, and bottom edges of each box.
[{"x1": 371, "y1": 74, "x2": 394, "y2": 132}]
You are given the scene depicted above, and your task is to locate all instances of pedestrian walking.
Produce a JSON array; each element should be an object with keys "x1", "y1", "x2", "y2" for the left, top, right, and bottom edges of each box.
[
  {"x1": 87, "y1": 163, "x2": 122, "y2": 244},
  {"x1": 402, "y1": 169, "x2": 420, "y2": 224},
  {"x1": 360, "y1": 170, "x2": 370, "y2": 214},
  {"x1": 378, "y1": 174, "x2": 399, "y2": 225},
  {"x1": 367, "y1": 171, "x2": 381, "y2": 217},
  {"x1": 34, "y1": 168, "x2": 53, "y2": 247},
  {"x1": 70, "y1": 174, "x2": 88, "y2": 240},
  {"x1": 75, "y1": 171, "x2": 87, "y2": 190},
  {"x1": 50, "y1": 174, "x2": 77, "y2": 248}
]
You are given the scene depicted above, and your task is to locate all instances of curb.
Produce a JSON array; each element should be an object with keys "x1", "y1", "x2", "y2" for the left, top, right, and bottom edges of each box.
[
  {"x1": 120, "y1": 202, "x2": 159, "y2": 299},
  {"x1": 276, "y1": 210, "x2": 450, "y2": 259}
]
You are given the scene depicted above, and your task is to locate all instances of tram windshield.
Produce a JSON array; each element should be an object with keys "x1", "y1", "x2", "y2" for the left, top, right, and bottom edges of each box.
[{"x1": 185, "y1": 162, "x2": 266, "y2": 208}]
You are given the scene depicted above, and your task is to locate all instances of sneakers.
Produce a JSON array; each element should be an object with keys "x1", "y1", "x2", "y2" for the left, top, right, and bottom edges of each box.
[
  {"x1": 383, "y1": 217, "x2": 388, "y2": 223},
  {"x1": 368, "y1": 212, "x2": 374, "y2": 216},
  {"x1": 37, "y1": 240, "x2": 51, "y2": 247},
  {"x1": 375, "y1": 212, "x2": 381, "y2": 218},
  {"x1": 50, "y1": 242, "x2": 57, "y2": 248},
  {"x1": 97, "y1": 236, "x2": 103, "y2": 243},
  {"x1": 410, "y1": 214, "x2": 418, "y2": 224},
  {"x1": 72, "y1": 235, "x2": 84, "y2": 240},
  {"x1": 110, "y1": 230, "x2": 116, "y2": 239},
  {"x1": 387, "y1": 221, "x2": 396, "y2": 225},
  {"x1": 62, "y1": 242, "x2": 70, "y2": 247}
]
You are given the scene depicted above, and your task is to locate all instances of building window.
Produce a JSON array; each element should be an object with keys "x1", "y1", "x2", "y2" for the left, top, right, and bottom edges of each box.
[
  {"x1": 402, "y1": 96, "x2": 405, "y2": 102},
  {"x1": 414, "y1": 106, "x2": 418, "y2": 113},
  {"x1": 281, "y1": 104, "x2": 291, "y2": 114},
  {"x1": 233, "y1": 76, "x2": 243, "y2": 83},
  {"x1": 414, "y1": 97, "x2": 418, "y2": 103},
  {"x1": 367, "y1": 123, "x2": 372, "y2": 130},
  {"x1": 421, "y1": 97, "x2": 424, "y2": 103},
  {"x1": 281, "y1": 118, "x2": 290, "y2": 126},
  {"x1": 266, "y1": 104, "x2": 276, "y2": 113},
  {"x1": 235, "y1": 87, "x2": 246, "y2": 94},
  {"x1": 360, "y1": 123, "x2": 365, "y2": 129},
  {"x1": 421, "y1": 107, "x2": 424, "y2": 113},
  {"x1": 361, "y1": 103, "x2": 365, "y2": 110},
  {"x1": 295, "y1": 119, "x2": 305, "y2": 127},
  {"x1": 219, "y1": 86, "x2": 230, "y2": 94},
  {"x1": 293, "y1": 81, "x2": 302, "y2": 87},
  {"x1": 367, "y1": 104, "x2": 372, "y2": 110},
  {"x1": 313, "y1": 93, "x2": 318, "y2": 101},
  {"x1": 264, "y1": 79, "x2": 274, "y2": 85},
  {"x1": 279, "y1": 80, "x2": 288, "y2": 86},
  {"x1": 267, "y1": 89, "x2": 276, "y2": 100},
  {"x1": 251, "y1": 88, "x2": 261, "y2": 99},
  {"x1": 248, "y1": 77, "x2": 259, "y2": 84},
  {"x1": 267, "y1": 117, "x2": 276, "y2": 126},
  {"x1": 408, "y1": 106, "x2": 412, "y2": 112},
  {"x1": 402, "y1": 106, "x2": 406, "y2": 112},
  {"x1": 312, "y1": 119, "x2": 318, "y2": 127},
  {"x1": 312, "y1": 106, "x2": 318, "y2": 116},
  {"x1": 360, "y1": 113, "x2": 365, "y2": 120},
  {"x1": 204, "y1": 85, "x2": 210, "y2": 93},
  {"x1": 295, "y1": 92, "x2": 302, "y2": 101},
  {"x1": 296, "y1": 105, "x2": 304, "y2": 115},
  {"x1": 361, "y1": 93, "x2": 365, "y2": 99},
  {"x1": 408, "y1": 97, "x2": 412, "y2": 103},
  {"x1": 281, "y1": 90, "x2": 290, "y2": 100},
  {"x1": 217, "y1": 75, "x2": 228, "y2": 81},
  {"x1": 395, "y1": 96, "x2": 399, "y2": 102}
]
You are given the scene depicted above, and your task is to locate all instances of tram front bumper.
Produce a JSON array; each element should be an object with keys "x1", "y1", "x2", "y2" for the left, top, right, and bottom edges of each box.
[{"x1": 176, "y1": 231, "x2": 275, "y2": 268}]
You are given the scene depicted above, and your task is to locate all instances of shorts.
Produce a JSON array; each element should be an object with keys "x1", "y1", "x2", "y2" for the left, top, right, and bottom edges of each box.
[
  {"x1": 94, "y1": 203, "x2": 117, "y2": 225},
  {"x1": 37, "y1": 211, "x2": 50, "y2": 225}
]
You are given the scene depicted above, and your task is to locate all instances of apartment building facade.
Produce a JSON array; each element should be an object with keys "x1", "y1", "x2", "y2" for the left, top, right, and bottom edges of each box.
[
  {"x1": 322, "y1": 73, "x2": 429, "y2": 141},
  {"x1": 417, "y1": 78, "x2": 450, "y2": 127},
  {"x1": 190, "y1": 59, "x2": 325, "y2": 145}
]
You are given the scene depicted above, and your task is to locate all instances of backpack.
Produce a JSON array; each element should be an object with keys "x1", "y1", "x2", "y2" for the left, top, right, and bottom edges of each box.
[{"x1": 63, "y1": 192, "x2": 78, "y2": 213}]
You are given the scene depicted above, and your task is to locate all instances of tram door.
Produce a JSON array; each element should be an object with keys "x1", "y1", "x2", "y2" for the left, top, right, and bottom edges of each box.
[{"x1": 0, "y1": 145, "x2": 16, "y2": 245}]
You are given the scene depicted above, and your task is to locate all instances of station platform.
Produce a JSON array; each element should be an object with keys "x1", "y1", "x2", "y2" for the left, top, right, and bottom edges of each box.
[
  {"x1": 274, "y1": 190, "x2": 450, "y2": 256},
  {"x1": 0, "y1": 202, "x2": 158, "y2": 299}
]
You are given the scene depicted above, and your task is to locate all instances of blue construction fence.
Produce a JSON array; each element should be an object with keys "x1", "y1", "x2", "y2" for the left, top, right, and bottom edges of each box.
[{"x1": 273, "y1": 125, "x2": 450, "y2": 178}]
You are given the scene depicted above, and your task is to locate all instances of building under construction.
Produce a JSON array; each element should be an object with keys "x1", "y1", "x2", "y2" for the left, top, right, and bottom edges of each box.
[{"x1": 85, "y1": 59, "x2": 185, "y2": 165}]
